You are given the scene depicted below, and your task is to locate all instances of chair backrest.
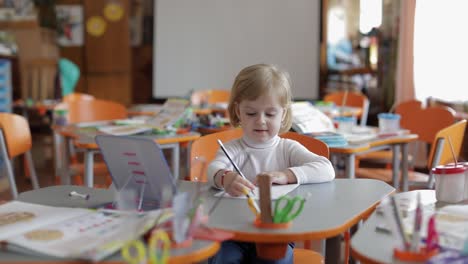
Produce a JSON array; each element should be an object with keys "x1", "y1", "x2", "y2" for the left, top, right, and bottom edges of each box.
[
  {"x1": 62, "y1": 92, "x2": 95, "y2": 103},
  {"x1": 206, "y1": 89, "x2": 231, "y2": 104},
  {"x1": 189, "y1": 129, "x2": 329, "y2": 181},
  {"x1": 394, "y1": 99, "x2": 422, "y2": 115},
  {"x1": 400, "y1": 106, "x2": 456, "y2": 144},
  {"x1": 21, "y1": 58, "x2": 58, "y2": 101},
  {"x1": 55, "y1": 99, "x2": 127, "y2": 124},
  {"x1": 323, "y1": 91, "x2": 369, "y2": 126},
  {"x1": 191, "y1": 89, "x2": 230, "y2": 105},
  {"x1": 428, "y1": 119, "x2": 467, "y2": 170},
  {"x1": 0, "y1": 113, "x2": 32, "y2": 159}
]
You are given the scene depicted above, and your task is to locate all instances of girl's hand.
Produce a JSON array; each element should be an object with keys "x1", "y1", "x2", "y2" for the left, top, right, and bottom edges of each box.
[
  {"x1": 223, "y1": 171, "x2": 255, "y2": 197},
  {"x1": 256, "y1": 170, "x2": 297, "y2": 185}
]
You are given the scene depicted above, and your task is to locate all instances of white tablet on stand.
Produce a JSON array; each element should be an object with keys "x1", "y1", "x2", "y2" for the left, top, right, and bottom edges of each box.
[{"x1": 96, "y1": 135, "x2": 177, "y2": 211}]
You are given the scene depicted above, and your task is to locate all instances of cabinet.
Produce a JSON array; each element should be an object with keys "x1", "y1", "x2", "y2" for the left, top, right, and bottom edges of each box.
[{"x1": 0, "y1": 59, "x2": 12, "y2": 112}]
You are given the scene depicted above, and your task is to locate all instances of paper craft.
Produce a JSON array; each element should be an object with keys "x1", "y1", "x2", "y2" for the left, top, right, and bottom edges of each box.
[
  {"x1": 146, "y1": 98, "x2": 189, "y2": 130},
  {"x1": 172, "y1": 192, "x2": 191, "y2": 243},
  {"x1": 214, "y1": 183, "x2": 300, "y2": 200},
  {"x1": 0, "y1": 201, "x2": 169, "y2": 261}
]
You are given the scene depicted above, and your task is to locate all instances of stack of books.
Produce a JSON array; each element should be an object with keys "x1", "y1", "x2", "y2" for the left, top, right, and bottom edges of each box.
[{"x1": 306, "y1": 132, "x2": 348, "y2": 147}]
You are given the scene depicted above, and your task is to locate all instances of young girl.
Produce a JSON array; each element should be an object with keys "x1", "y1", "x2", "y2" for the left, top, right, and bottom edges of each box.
[{"x1": 207, "y1": 64, "x2": 335, "y2": 264}]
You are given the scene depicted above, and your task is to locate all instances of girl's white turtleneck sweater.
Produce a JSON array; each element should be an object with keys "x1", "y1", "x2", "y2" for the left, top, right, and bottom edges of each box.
[{"x1": 207, "y1": 135, "x2": 335, "y2": 188}]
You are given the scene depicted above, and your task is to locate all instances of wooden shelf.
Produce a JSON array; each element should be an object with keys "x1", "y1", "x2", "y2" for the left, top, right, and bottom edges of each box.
[{"x1": 0, "y1": 19, "x2": 38, "y2": 29}]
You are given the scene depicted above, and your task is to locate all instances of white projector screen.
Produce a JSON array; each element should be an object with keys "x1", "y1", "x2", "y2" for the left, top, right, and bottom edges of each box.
[{"x1": 153, "y1": 0, "x2": 321, "y2": 100}]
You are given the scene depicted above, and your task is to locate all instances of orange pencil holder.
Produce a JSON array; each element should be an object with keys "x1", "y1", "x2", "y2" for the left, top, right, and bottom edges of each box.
[
  {"x1": 393, "y1": 247, "x2": 439, "y2": 262},
  {"x1": 253, "y1": 217, "x2": 292, "y2": 229}
]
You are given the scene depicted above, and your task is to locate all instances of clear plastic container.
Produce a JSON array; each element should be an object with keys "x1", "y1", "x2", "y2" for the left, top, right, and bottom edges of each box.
[
  {"x1": 378, "y1": 113, "x2": 401, "y2": 134},
  {"x1": 333, "y1": 116, "x2": 356, "y2": 133},
  {"x1": 53, "y1": 108, "x2": 69, "y2": 126},
  {"x1": 432, "y1": 164, "x2": 466, "y2": 203},
  {"x1": 448, "y1": 162, "x2": 468, "y2": 200}
]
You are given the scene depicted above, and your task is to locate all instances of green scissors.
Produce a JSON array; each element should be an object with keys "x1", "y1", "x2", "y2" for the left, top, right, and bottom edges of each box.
[{"x1": 273, "y1": 195, "x2": 305, "y2": 223}]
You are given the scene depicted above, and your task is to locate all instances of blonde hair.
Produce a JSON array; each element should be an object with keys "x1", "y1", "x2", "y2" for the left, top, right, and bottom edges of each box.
[{"x1": 228, "y1": 64, "x2": 293, "y2": 133}]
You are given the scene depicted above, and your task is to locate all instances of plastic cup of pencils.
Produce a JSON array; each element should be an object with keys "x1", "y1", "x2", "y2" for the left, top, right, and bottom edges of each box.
[
  {"x1": 334, "y1": 116, "x2": 356, "y2": 133},
  {"x1": 432, "y1": 164, "x2": 466, "y2": 203},
  {"x1": 378, "y1": 113, "x2": 400, "y2": 134},
  {"x1": 448, "y1": 161, "x2": 468, "y2": 200}
]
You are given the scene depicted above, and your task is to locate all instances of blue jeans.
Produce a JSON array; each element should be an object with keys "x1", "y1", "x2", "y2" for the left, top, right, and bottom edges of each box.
[{"x1": 208, "y1": 241, "x2": 294, "y2": 264}]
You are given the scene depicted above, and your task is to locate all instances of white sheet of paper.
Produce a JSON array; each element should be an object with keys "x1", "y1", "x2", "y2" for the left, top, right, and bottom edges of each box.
[{"x1": 214, "y1": 183, "x2": 300, "y2": 200}]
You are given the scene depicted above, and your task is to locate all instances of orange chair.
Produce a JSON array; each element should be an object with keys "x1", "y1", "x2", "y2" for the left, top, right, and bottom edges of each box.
[
  {"x1": 189, "y1": 129, "x2": 329, "y2": 263},
  {"x1": 0, "y1": 113, "x2": 40, "y2": 199},
  {"x1": 395, "y1": 99, "x2": 423, "y2": 117},
  {"x1": 358, "y1": 102, "x2": 454, "y2": 166},
  {"x1": 189, "y1": 129, "x2": 329, "y2": 182},
  {"x1": 56, "y1": 99, "x2": 127, "y2": 124},
  {"x1": 357, "y1": 119, "x2": 466, "y2": 189},
  {"x1": 54, "y1": 99, "x2": 128, "y2": 186},
  {"x1": 324, "y1": 90, "x2": 369, "y2": 126}
]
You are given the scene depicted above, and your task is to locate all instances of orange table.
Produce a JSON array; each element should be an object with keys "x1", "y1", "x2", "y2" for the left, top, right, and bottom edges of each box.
[
  {"x1": 190, "y1": 179, "x2": 395, "y2": 264},
  {"x1": 329, "y1": 132, "x2": 418, "y2": 191},
  {"x1": 54, "y1": 123, "x2": 200, "y2": 187}
]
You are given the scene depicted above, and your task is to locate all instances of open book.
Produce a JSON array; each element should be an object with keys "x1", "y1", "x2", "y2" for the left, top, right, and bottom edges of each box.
[{"x1": 0, "y1": 201, "x2": 167, "y2": 261}]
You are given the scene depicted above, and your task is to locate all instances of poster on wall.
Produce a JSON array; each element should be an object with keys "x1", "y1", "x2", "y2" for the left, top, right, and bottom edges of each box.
[{"x1": 55, "y1": 5, "x2": 84, "y2": 46}]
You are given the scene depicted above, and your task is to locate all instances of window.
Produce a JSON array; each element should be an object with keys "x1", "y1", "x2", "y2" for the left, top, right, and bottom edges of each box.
[{"x1": 414, "y1": 0, "x2": 468, "y2": 102}]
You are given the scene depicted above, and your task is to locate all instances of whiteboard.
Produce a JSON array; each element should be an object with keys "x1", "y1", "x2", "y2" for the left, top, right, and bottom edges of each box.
[{"x1": 153, "y1": 0, "x2": 321, "y2": 100}]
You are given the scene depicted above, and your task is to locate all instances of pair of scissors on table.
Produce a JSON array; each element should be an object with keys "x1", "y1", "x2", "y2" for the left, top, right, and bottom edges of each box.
[{"x1": 273, "y1": 195, "x2": 305, "y2": 223}]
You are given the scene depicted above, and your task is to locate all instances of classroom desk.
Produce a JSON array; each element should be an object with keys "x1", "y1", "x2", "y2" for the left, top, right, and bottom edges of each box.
[
  {"x1": 315, "y1": 105, "x2": 363, "y2": 120},
  {"x1": 54, "y1": 124, "x2": 200, "y2": 187},
  {"x1": 350, "y1": 190, "x2": 468, "y2": 264},
  {"x1": 330, "y1": 133, "x2": 418, "y2": 191},
  {"x1": 191, "y1": 178, "x2": 395, "y2": 264},
  {"x1": 0, "y1": 185, "x2": 220, "y2": 264}
]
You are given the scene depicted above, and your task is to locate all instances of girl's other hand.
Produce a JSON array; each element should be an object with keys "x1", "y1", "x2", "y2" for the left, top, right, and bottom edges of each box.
[
  {"x1": 256, "y1": 170, "x2": 297, "y2": 185},
  {"x1": 224, "y1": 172, "x2": 255, "y2": 197}
]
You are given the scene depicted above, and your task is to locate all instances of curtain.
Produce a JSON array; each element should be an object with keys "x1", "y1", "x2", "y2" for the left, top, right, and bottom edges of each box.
[{"x1": 395, "y1": 0, "x2": 416, "y2": 104}]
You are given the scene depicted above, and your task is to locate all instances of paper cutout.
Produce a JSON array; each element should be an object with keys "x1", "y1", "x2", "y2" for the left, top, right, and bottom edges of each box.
[
  {"x1": 86, "y1": 16, "x2": 107, "y2": 37},
  {"x1": 104, "y1": 2, "x2": 124, "y2": 22},
  {"x1": 172, "y1": 192, "x2": 191, "y2": 243}
]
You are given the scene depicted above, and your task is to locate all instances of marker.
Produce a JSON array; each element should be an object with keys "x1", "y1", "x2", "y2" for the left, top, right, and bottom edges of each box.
[
  {"x1": 410, "y1": 193, "x2": 422, "y2": 252},
  {"x1": 390, "y1": 196, "x2": 410, "y2": 250},
  {"x1": 69, "y1": 191, "x2": 90, "y2": 200}
]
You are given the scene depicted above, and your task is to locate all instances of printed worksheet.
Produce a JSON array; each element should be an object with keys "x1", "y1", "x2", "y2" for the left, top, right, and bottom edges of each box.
[
  {"x1": 0, "y1": 201, "x2": 89, "y2": 241},
  {"x1": 7, "y1": 209, "x2": 169, "y2": 261}
]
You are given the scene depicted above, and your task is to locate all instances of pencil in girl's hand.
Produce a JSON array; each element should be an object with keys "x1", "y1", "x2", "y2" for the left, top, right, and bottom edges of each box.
[
  {"x1": 217, "y1": 139, "x2": 248, "y2": 180},
  {"x1": 242, "y1": 188, "x2": 260, "y2": 216},
  {"x1": 217, "y1": 139, "x2": 260, "y2": 215}
]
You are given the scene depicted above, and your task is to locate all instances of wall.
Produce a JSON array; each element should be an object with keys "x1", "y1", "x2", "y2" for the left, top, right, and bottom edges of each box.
[{"x1": 153, "y1": 0, "x2": 321, "y2": 100}]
